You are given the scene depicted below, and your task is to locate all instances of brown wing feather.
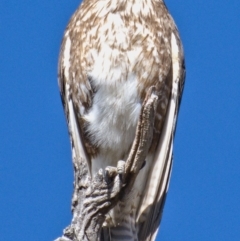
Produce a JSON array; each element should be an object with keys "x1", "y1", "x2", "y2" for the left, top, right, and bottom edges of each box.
[
  {"x1": 58, "y1": 7, "x2": 102, "y2": 166},
  {"x1": 137, "y1": 28, "x2": 185, "y2": 241}
]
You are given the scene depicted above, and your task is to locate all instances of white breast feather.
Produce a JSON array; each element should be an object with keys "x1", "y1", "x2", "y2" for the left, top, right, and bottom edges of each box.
[{"x1": 84, "y1": 72, "x2": 142, "y2": 173}]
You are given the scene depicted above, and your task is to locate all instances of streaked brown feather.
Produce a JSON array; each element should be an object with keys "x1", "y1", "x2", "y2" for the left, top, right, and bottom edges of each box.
[{"x1": 58, "y1": 0, "x2": 185, "y2": 240}]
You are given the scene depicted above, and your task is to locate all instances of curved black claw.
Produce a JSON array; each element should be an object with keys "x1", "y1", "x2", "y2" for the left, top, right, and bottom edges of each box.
[{"x1": 140, "y1": 160, "x2": 146, "y2": 170}]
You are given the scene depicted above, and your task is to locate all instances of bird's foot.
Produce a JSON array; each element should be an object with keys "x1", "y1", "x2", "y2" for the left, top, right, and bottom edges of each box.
[
  {"x1": 104, "y1": 160, "x2": 126, "y2": 184},
  {"x1": 117, "y1": 160, "x2": 126, "y2": 183}
]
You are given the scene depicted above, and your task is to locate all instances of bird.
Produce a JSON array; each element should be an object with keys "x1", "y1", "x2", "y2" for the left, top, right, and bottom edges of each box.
[{"x1": 58, "y1": 0, "x2": 185, "y2": 240}]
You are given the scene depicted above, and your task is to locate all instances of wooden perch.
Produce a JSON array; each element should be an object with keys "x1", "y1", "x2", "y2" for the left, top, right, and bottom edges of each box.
[{"x1": 55, "y1": 86, "x2": 159, "y2": 241}]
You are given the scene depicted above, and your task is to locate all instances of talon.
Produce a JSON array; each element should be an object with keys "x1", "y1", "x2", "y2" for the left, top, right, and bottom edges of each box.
[
  {"x1": 98, "y1": 168, "x2": 103, "y2": 175},
  {"x1": 140, "y1": 160, "x2": 146, "y2": 170},
  {"x1": 105, "y1": 166, "x2": 118, "y2": 178},
  {"x1": 117, "y1": 160, "x2": 126, "y2": 184},
  {"x1": 117, "y1": 160, "x2": 125, "y2": 175}
]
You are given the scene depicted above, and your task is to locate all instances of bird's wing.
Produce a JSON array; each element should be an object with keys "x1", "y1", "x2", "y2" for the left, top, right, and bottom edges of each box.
[
  {"x1": 58, "y1": 30, "x2": 94, "y2": 174},
  {"x1": 137, "y1": 30, "x2": 186, "y2": 241}
]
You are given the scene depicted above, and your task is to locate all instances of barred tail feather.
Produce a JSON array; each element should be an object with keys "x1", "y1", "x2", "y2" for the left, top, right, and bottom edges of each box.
[{"x1": 101, "y1": 217, "x2": 138, "y2": 241}]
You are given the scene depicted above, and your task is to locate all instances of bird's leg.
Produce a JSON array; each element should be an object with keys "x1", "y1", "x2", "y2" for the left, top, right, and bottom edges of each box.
[{"x1": 55, "y1": 86, "x2": 159, "y2": 241}]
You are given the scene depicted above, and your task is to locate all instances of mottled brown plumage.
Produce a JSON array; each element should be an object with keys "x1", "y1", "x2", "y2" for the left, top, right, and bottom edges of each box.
[{"x1": 58, "y1": 0, "x2": 185, "y2": 240}]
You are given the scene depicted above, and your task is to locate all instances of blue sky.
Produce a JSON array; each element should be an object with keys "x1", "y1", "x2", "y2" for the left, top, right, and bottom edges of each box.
[{"x1": 1, "y1": 0, "x2": 240, "y2": 240}]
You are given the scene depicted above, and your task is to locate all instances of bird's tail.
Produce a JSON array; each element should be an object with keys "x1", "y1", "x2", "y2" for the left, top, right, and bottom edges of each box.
[{"x1": 101, "y1": 218, "x2": 138, "y2": 241}]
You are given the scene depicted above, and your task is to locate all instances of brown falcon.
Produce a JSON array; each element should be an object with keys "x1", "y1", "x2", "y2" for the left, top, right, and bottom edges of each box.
[{"x1": 58, "y1": 0, "x2": 185, "y2": 240}]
